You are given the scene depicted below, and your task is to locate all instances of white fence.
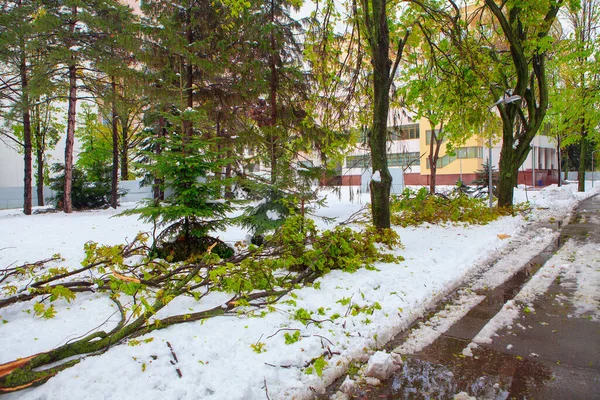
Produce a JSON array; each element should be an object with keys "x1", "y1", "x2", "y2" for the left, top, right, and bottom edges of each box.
[
  {"x1": 0, "y1": 180, "x2": 153, "y2": 210},
  {"x1": 566, "y1": 171, "x2": 600, "y2": 181},
  {"x1": 2, "y1": 172, "x2": 599, "y2": 210}
]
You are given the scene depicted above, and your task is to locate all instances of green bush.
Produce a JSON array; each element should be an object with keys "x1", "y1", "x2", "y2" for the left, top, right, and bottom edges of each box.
[
  {"x1": 47, "y1": 163, "x2": 125, "y2": 210},
  {"x1": 390, "y1": 187, "x2": 523, "y2": 227},
  {"x1": 263, "y1": 215, "x2": 404, "y2": 276}
]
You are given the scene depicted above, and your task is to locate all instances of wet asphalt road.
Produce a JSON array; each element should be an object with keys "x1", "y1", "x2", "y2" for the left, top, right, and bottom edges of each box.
[{"x1": 324, "y1": 194, "x2": 600, "y2": 399}]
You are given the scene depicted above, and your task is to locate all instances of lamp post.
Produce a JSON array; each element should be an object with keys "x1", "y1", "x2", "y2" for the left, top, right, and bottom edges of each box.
[
  {"x1": 459, "y1": 151, "x2": 463, "y2": 183},
  {"x1": 488, "y1": 135, "x2": 493, "y2": 209},
  {"x1": 593, "y1": 150, "x2": 599, "y2": 188},
  {"x1": 487, "y1": 90, "x2": 522, "y2": 209},
  {"x1": 532, "y1": 143, "x2": 536, "y2": 189}
]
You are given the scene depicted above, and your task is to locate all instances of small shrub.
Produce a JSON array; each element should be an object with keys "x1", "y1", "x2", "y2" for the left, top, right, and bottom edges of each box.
[
  {"x1": 47, "y1": 163, "x2": 126, "y2": 210},
  {"x1": 390, "y1": 187, "x2": 526, "y2": 227},
  {"x1": 265, "y1": 215, "x2": 403, "y2": 276}
]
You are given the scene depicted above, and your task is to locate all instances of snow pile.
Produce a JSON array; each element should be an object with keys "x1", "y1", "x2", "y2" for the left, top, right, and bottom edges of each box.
[
  {"x1": 371, "y1": 170, "x2": 381, "y2": 182},
  {"x1": 364, "y1": 351, "x2": 401, "y2": 381}
]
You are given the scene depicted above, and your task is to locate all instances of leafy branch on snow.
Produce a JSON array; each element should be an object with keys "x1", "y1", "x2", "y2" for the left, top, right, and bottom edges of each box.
[{"x1": 0, "y1": 216, "x2": 402, "y2": 393}]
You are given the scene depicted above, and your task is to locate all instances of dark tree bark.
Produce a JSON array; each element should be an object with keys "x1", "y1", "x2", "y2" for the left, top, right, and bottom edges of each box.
[
  {"x1": 33, "y1": 102, "x2": 47, "y2": 206},
  {"x1": 361, "y1": 0, "x2": 411, "y2": 229},
  {"x1": 181, "y1": 14, "x2": 194, "y2": 148},
  {"x1": 369, "y1": 49, "x2": 393, "y2": 229},
  {"x1": 268, "y1": 0, "x2": 280, "y2": 185},
  {"x1": 428, "y1": 125, "x2": 444, "y2": 195},
  {"x1": 19, "y1": 55, "x2": 33, "y2": 215},
  {"x1": 577, "y1": 125, "x2": 587, "y2": 192},
  {"x1": 36, "y1": 144, "x2": 44, "y2": 206},
  {"x1": 111, "y1": 78, "x2": 119, "y2": 209},
  {"x1": 153, "y1": 114, "x2": 166, "y2": 201},
  {"x1": 557, "y1": 134, "x2": 562, "y2": 187},
  {"x1": 121, "y1": 126, "x2": 129, "y2": 180},
  {"x1": 481, "y1": 0, "x2": 562, "y2": 207},
  {"x1": 63, "y1": 6, "x2": 78, "y2": 214}
]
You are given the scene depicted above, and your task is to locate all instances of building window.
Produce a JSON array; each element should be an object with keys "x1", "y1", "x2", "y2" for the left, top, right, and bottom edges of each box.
[
  {"x1": 425, "y1": 129, "x2": 445, "y2": 145},
  {"x1": 426, "y1": 147, "x2": 483, "y2": 169},
  {"x1": 388, "y1": 152, "x2": 420, "y2": 167},
  {"x1": 390, "y1": 123, "x2": 419, "y2": 140},
  {"x1": 346, "y1": 152, "x2": 420, "y2": 169},
  {"x1": 297, "y1": 160, "x2": 314, "y2": 169},
  {"x1": 346, "y1": 155, "x2": 370, "y2": 169}
]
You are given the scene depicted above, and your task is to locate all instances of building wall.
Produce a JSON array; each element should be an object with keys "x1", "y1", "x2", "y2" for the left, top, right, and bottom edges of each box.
[
  {"x1": 0, "y1": 129, "x2": 75, "y2": 188},
  {"x1": 341, "y1": 115, "x2": 559, "y2": 188},
  {"x1": 417, "y1": 117, "x2": 488, "y2": 176},
  {"x1": 0, "y1": 143, "x2": 24, "y2": 187}
]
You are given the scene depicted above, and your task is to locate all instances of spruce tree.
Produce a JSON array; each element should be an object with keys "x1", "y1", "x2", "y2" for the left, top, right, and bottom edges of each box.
[
  {"x1": 34, "y1": 0, "x2": 138, "y2": 213},
  {"x1": 122, "y1": 109, "x2": 234, "y2": 260},
  {"x1": 0, "y1": 0, "x2": 47, "y2": 214}
]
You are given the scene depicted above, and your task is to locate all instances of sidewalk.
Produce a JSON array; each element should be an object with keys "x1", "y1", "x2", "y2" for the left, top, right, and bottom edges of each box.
[{"x1": 328, "y1": 195, "x2": 600, "y2": 399}]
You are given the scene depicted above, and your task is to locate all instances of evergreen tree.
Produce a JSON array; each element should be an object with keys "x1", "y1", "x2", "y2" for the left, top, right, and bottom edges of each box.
[
  {"x1": 471, "y1": 161, "x2": 499, "y2": 197},
  {"x1": 34, "y1": 0, "x2": 138, "y2": 213},
  {"x1": 0, "y1": 0, "x2": 48, "y2": 214},
  {"x1": 122, "y1": 109, "x2": 234, "y2": 260},
  {"x1": 236, "y1": 1, "x2": 343, "y2": 237}
]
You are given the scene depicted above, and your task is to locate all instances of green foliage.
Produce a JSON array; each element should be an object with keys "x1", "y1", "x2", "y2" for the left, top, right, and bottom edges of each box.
[
  {"x1": 390, "y1": 187, "x2": 520, "y2": 227},
  {"x1": 238, "y1": 184, "x2": 298, "y2": 242},
  {"x1": 261, "y1": 215, "x2": 403, "y2": 276},
  {"x1": 49, "y1": 285, "x2": 76, "y2": 303},
  {"x1": 251, "y1": 342, "x2": 266, "y2": 353},
  {"x1": 294, "y1": 308, "x2": 313, "y2": 324},
  {"x1": 336, "y1": 297, "x2": 351, "y2": 306},
  {"x1": 470, "y1": 161, "x2": 499, "y2": 196},
  {"x1": 349, "y1": 301, "x2": 382, "y2": 316},
  {"x1": 122, "y1": 111, "x2": 234, "y2": 259},
  {"x1": 33, "y1": 303, "x2": 56, "y2": 319},
  {"x1": 47, "y1": 104, "x2": 131, "y2": 211},
  {"x1": 313, "y1": 356, "x2": 327, "y2": 377},
  {"x1": 47, "y1": 163, "x2": 125, "y2": 210},
  {"x1": 76, "y1": 104, "x2": 113, "y2": 175},
  {"x1": 284, "y1": 330, "x2": 301, "y2": 344}
]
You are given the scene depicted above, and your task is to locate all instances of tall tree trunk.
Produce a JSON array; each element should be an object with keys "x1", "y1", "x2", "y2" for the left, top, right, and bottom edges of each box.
[
  {"x1": 497, "y1": 123, "x2": 519, "y2": 207},
  {"x1": 36, "y1": 146, "x2": 44, "y2": 206},
  {"x1": 428, "y1": 128, "x2": 443, "y2": 195},
  {"x1": 557, "y1": 135, "x2": 562, "y2": 187},
  {"x1": 121, "y1": 124, "x2": 129, "y2": 180},
  {"x1": 577, "y1": 125, "x2": 587, "y2": 192},
  {"x1": 181, "y1": 16, "x2": 194, "y2": 148},
  {"x1": 111, "y1": 78, "x2": 119, "y2": 209},
  {"x1": 20, "y1": 57, "x2": 33, "y2": 215},
  {"x1": 268, "y1": 0, "x2": 279, "y2": 185},
  {"x1": 225, "y1": 150, "x2": 233, "y2": 199},
  {"x1": 563, "y1": 148, "x2": 569, "y2": 180},
  {"x1": 63, "y1": 6, "x2": 78, "y2": 214},
  {"x1": 154, "y1": 115, "x2": 165, "y2": 201},
  {"x1": 367, "y1": 0, "x2": 393, "y2": 229},
  {"x1": 34, "y1": 109, "x2": 45, "y2": 206}
]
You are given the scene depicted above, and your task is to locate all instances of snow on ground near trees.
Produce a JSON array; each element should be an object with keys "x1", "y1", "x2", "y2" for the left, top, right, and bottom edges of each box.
[{"x1": 0, "y1": 183, "x2": 598, "y2": 400}]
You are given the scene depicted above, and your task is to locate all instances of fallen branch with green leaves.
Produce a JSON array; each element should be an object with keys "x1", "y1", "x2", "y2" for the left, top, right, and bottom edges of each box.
[{"x1": 0, "y1": 216, "x2": 402, "y2": 393}]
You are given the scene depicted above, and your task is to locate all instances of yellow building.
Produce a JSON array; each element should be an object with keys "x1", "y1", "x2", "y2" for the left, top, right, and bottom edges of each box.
[{"x1": 341, "y1": 116, "x2": 558, "y2": 188}]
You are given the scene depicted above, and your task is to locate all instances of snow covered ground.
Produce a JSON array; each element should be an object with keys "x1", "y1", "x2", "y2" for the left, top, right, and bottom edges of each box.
[{"x1": 0, "y1": 183, "x2": 598, "y2": 400}]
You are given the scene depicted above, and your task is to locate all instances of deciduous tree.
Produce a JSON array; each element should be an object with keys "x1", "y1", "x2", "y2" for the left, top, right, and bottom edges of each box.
[{"x1": 438, "y1": 0, "x2": 569, "y2": 206}]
